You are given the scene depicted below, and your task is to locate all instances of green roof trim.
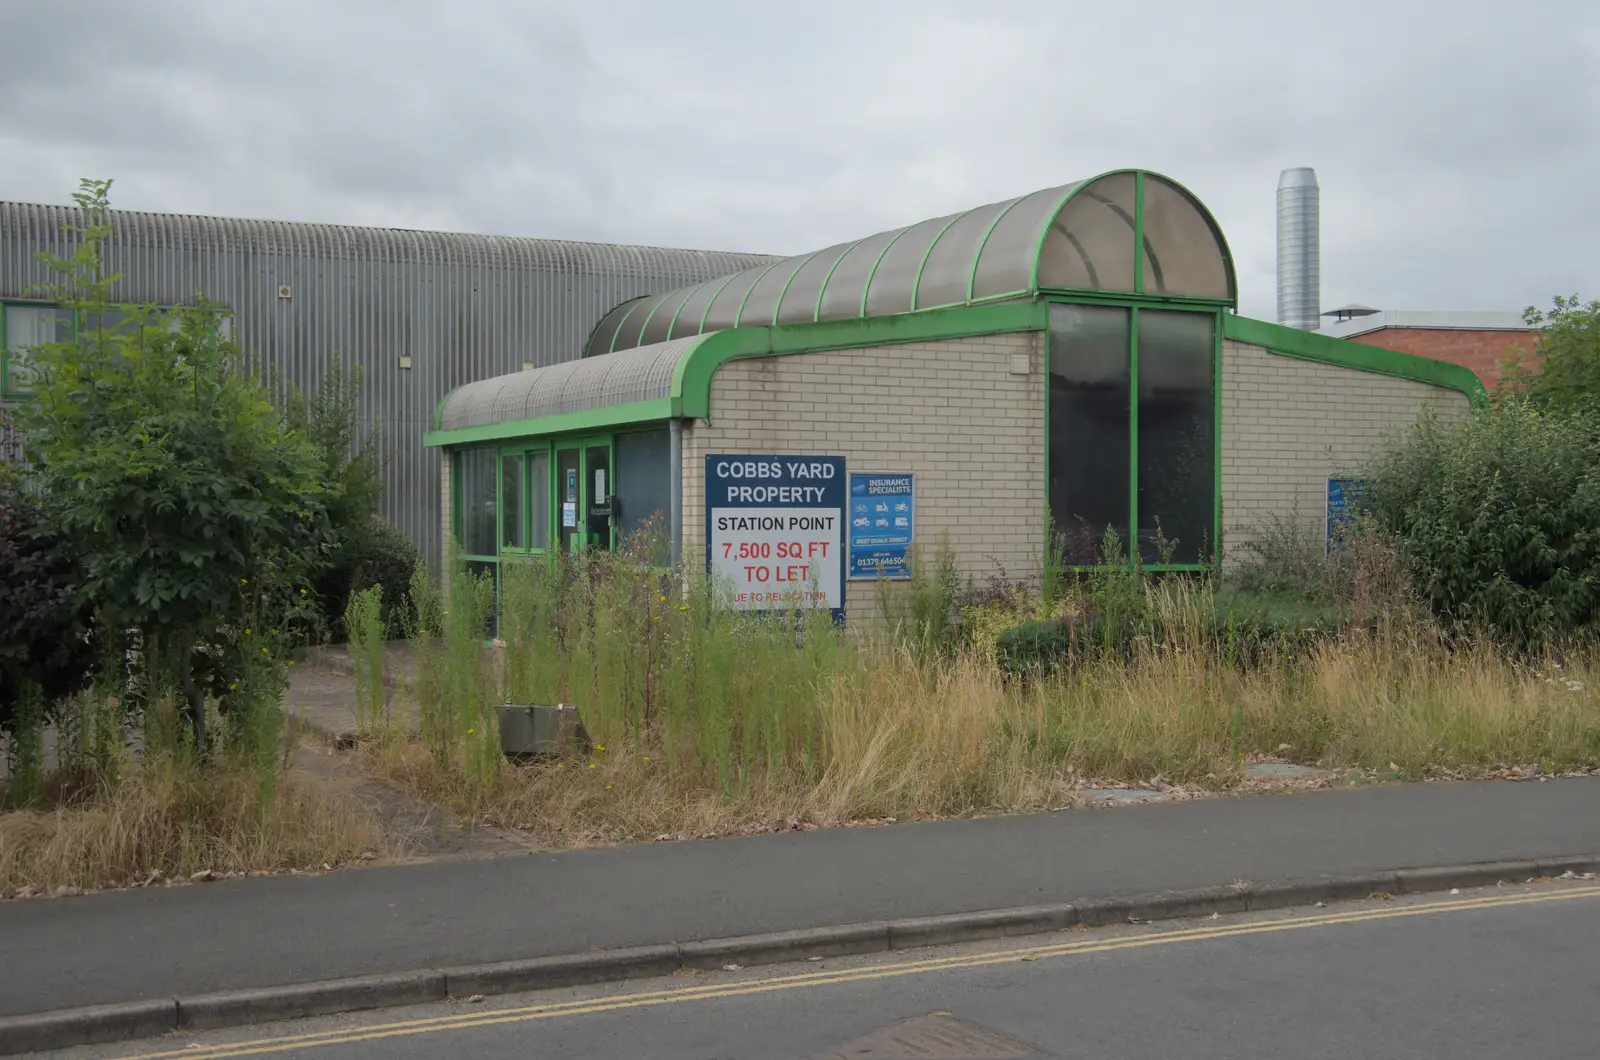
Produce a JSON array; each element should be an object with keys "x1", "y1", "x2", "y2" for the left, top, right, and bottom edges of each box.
[
  {"x1": 425, "y1": 301, "x2": 1046, "y2": 446},
  {"x1": 1223, "y1": 314, "x2": 1488, "y2": 407},
  {"x1": 675, "y1": 300, "x2": 1046, "y2": 422},
  {"x1": 424, "y1": 397, "x2": 677, "y2": 447}
]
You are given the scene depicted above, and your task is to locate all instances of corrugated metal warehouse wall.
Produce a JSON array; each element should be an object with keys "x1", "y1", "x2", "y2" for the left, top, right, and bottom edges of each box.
[{"x1": 0, "y1": 202, "x2": 774, "y2": 566}]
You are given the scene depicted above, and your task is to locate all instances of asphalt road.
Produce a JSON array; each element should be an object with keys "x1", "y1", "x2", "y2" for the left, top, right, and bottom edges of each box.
[
  {"x1": 64, "y1": 880, "x2": 1600, "y2": 1059},
  {"x1": 5, "y1": 776, "x2": 1599, "y2": 1018}
]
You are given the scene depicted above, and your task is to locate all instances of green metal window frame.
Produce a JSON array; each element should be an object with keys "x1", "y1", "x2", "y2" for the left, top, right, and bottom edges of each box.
[
  {"x1": 497, "y1": 440, "x2": 556, "y2": 558},
  {"x1": 1043, "y1": 298, "x2": 1223, "y2": 570}
]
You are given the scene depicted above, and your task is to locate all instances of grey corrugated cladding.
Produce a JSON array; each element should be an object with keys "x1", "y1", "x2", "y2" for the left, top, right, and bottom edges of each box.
[{"x1": 0, "y1": 201, "x2": 775, "y2": 567}]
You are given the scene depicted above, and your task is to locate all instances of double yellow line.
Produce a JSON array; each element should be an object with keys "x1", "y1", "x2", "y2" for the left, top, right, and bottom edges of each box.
[{"x1": 122, "y1": 884, "x2": 1600, "y2": 1059}]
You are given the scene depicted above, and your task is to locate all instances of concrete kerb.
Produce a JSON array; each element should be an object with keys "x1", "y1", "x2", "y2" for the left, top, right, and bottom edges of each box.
[{"x1": 3, "y1": 854, "x2": 1596, "y2": 1056}]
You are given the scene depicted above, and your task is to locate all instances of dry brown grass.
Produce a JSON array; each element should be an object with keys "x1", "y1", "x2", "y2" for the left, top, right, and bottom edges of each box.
[
  {"x1": 356, "y1": 626, "x2": 1600, "y2": 849},
  {"x1": 0, "y1": 758, "x2": 393, "y2": 897}
]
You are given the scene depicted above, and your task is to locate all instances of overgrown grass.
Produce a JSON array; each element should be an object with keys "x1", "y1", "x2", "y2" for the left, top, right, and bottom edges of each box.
[
  {"x1": 352, "y1": 526, "x2": 1600, "y2": 848},
  {"x1": 0, "y1": 757, "x2": 389, "y2": 896},
  {"x1": 2, "y1": 646, "x2": 391, "y2": 897}
]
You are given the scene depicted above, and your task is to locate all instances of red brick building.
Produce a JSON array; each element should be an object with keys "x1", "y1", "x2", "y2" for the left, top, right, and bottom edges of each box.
[{"x1": 1318, "y1": 309, "x2": 1537, "y2": 389}]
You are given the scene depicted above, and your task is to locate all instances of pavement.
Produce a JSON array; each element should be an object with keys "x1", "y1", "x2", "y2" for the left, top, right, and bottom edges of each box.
[
  {"x1": 3, "y1": 774, "x2": 1598, "y2": 1033},
  {"x1": 56, "y1": 879, "x2": 1600, "y2": 1059}
]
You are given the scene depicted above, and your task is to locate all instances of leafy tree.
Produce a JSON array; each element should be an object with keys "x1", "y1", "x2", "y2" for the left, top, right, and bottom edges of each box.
[
  {"x1": 15, "y1": 179, "x2": 331, "y2": 747},
  {"x1": 1364, "y1": 402, "x2": 1600, "y2": 646},
  {"x1": 1499, "y1": 295, "x2": 1600, "y2": 416}
]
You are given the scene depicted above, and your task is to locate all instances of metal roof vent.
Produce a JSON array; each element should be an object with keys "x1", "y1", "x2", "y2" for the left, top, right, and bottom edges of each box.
[{"x1": 1276, "y1": 167, "x2": 1320, "y2": 331}]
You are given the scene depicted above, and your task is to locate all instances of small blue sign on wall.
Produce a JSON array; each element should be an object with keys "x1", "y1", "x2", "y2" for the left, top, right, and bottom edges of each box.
[
  {"x1": 849, "y1": 473, "x2": 915, "y2": 579},
  {"x1": 1326, "y1": 477, "x2": 1367, "y2": 553}
]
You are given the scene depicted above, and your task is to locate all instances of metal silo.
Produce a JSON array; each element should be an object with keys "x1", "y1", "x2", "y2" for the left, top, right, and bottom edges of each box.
[{"x1": 1276, "y1": 167, "x2": 1320, "y2": 331}]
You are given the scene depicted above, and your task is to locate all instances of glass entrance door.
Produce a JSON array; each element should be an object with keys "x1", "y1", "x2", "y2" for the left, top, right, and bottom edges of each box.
[
  {"x1": 553, "y1": 439, "x2": 615, "y2": 553},
  {"x1": 556, "y1": 446, "x2": 581, "y2": 552},
  {"x1": 584, "y1": 441, "x2": 613, "y2": 551}
]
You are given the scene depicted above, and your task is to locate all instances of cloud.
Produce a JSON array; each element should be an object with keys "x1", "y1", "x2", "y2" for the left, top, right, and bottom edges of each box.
[{"x1": 1, "y1": 0, "x2": 1596, "y2": 319}]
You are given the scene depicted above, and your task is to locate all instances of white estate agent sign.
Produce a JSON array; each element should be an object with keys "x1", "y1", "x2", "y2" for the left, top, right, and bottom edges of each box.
[{"x1": 705, "y1": 454, "x2": 846, "y2": 617}]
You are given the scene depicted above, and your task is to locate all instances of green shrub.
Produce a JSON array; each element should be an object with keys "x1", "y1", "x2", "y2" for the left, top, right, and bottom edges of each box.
[
  {"x1": 1365, "y1": 402, "x2": 1600, "y2": 646},
  {"x1": 0, "y1": 464, "x2": 96, "y2": 732},
  {"x1": 317, "y1": 517, "x2": 419, "y2": 641},
  {"x1": 995, "y1": 587, "x2": 1345, "y2": 678}
]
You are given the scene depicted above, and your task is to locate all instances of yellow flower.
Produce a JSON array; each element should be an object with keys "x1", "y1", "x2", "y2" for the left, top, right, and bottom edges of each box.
[
  {"x1": 299, "y1": 588, "x2": 307, "y2": 595},
  {"x1": 588, "y1": 763, "x2": 596, "y2": 769},
  {"x1": 658, "y1": 595, "x2": 666, "y2": 602},
  {"x1": 467, "y1": 728, "x2": 475, "y2": 735},
  {"x1": 604, "y1": 784, "x2": 613, "y2": 790},
  {"x1": 642, "y1": 756, "x2": 650, "y2": 762},
  {"x1": 595, "y1": 744, "x2": 605, "y2": 751},
  {"x1": 228, "y1": 682, "x2": 238, "y2": 691},
  {"x1": 556, "y1": 763, "x2": 564, "y2": 770},
  {"x1": 677, "y1": 604, "x2": 688, "y2": 612},
  {"x1": 260, "y1": 647, "x2": 269, "y2": 654},
  {"x1": 287, "y1": 660, "x2": 295, "y2": 667},
  {"x1": 240, "y1": 578, "x2": 248, "y2": 585}
]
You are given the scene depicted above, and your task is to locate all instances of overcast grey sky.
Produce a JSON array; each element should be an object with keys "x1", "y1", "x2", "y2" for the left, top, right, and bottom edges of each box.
[{"x1": 2, "y1": 0, "x2": 1595, "y2": 320}]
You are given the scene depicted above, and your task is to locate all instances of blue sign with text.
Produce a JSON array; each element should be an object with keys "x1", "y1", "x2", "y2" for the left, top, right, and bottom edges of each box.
[
  {"x1": 705, "y1": 454, "x2": 846, "y2": 618},
  {"x1": 849, "y1": 473, "x2": 915, "y2": 579},
  {"x1": 1326, "y1": 477, "x2": 1367, "y2": 553}
]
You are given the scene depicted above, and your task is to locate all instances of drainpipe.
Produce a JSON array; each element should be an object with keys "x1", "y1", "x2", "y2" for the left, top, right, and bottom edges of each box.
[{"x1": 669, "y1": 418, "x2": 683, "y2": 568}]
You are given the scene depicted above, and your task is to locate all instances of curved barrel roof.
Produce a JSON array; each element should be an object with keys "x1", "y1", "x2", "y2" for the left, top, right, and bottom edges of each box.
[{"x1": 585, "y1": 169, "x2": 1234, "y2": 358}]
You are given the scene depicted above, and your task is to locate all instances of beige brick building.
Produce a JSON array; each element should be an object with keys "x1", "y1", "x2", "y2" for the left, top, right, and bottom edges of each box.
[{"x1": 425, "y1": 168, "x2": 1485, "y2": 625}]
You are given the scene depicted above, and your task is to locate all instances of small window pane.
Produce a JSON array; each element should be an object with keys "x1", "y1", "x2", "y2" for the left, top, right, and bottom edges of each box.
[
  {"x1": 586, "y1": 445, "x2": 612, "y2": 549},
  {"x1": 1039, "y1": 172, "x2": 1137, "y2": 292},
  {"x1": 502, "y1": 454, "x2": 527, "y2": 549},
  {"x1": 914, "y1": 198, "x2": 1017, "y2": 309},
  {"x1": 1136, "y1": 309, "x2": 1215, "y2": 564},
  {"x1": 610, "y1": 293, "x2": 669, "y2": 353},
  {"x1": 588, "y1": 299, "x2": 642, "y2": 357},
  {"x1": 1049, "y1": 304, "x2": 1130, "y2": 564},
  {"x1": 702, "y1": 266, "x2": 770, "y2": 332},
  {"x1": 775, "y1": 241, "x2": 855, "y2": 324},
  {"x1": 615, "y1": 428, "x2": 672, "y2": 559},
  {"x1": 457, "y1": 447, "x2": 498, "y2": 557},
  {"x1": 863, "y1": 214, "x2": 959, "y2": 317},
  {"x1": 817, "y1": 229, "x2": 902, "y2": 320},
  {"x1": 557, "y1": 447, "x2": 582, "y2": 552},
  {"x1": 528, "y1": 451, "x2": 550, "y2": 549},
  {"x1": 668, "y1": 278, "x2": 727, "y2": 339},
  {"x1": 638, "y1": 286, "x2": 697, "y2": 346},
  {"x1": 739, "y1": 256, "x2": 807, "y2": 326},
  {"x1": 1140, "y1": 176, "x2": 1232, "y2": 299},
  {"x1": 971, "y1": 185, "x2": 1074, "y2": 299},
  {"x1": 4, "y1": 304, "x2": 73, "y2": 393}
]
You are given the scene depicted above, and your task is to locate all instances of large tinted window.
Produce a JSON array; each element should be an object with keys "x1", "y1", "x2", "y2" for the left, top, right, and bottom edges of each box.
[
  {"x1": 456, "y1": 447, "x2": 498, "y2": 558},
  {"x1": 615, "y1": 428, "x2": 672, "y2": 558},
  {"x1": 1049, "y1": 304, "x2": 1130, "y2": 564},
  {"x1": 1136, "y1": 310, "x2": 1215, "y2": 564}
]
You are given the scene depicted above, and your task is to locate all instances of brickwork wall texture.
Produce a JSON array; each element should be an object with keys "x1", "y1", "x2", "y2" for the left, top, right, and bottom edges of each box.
[
  {"x1": 1221, "y1": 339, "x2": 1471, "y2": 562},
  {"x1": 681, "y1": 333, "x2": 1045, "y2": 624},
  {"x1": 1348, "y1": 328, "x2": 1534, "y2": 389}
]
